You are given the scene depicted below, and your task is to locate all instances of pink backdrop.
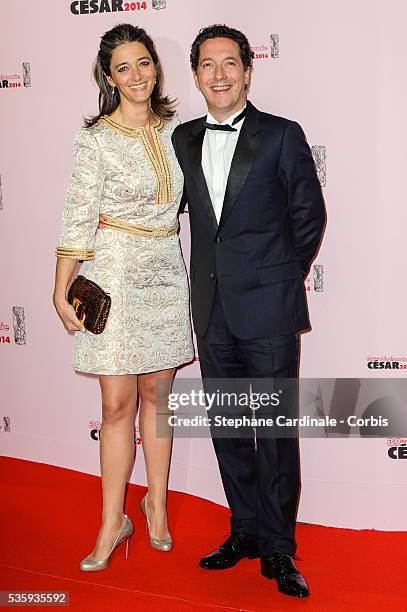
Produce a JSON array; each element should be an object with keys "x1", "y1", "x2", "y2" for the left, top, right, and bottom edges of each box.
[{"x1": 1, "y1": 0, "x2": 406, "y2": 530}]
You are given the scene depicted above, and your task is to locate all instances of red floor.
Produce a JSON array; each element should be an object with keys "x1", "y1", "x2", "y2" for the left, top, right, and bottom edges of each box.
[{"x1": 0, "y1": 456, "x2": 405, "y2": 611}]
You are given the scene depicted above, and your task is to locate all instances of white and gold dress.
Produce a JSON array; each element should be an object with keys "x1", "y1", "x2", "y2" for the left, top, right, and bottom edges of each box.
[{"x1": 56, "y1": 116, "x2": 194, "y2": 375}]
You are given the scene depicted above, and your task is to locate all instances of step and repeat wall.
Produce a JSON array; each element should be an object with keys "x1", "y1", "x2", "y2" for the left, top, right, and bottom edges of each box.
[{"x1": 1, "y1": 0, "x2": 406, "y2": 530}]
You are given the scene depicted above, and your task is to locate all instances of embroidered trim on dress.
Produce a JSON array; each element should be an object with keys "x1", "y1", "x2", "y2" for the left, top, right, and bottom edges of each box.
[
  {"x1": 100, "y1": 116, "x2": 173, "y2": 205},
  {"x1": 55, "y1": 246, "x2": 94, "y2": 260},
  {"x1": 99, "y1": 215, "x2": 179, "y2": 239}
]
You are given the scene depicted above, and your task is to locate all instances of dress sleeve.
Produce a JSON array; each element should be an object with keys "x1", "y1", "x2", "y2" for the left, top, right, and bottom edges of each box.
[{"x1": 55, "y1": 128, "x2": 104, "y2": 260}]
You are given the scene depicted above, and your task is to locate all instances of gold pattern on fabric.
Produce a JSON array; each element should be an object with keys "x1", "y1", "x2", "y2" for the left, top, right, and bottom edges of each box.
[
  {"x1": 99, "y1": 215, "x2": 179, "y2": 238},
  {"x1": 100, "y1": 116, "x2": 173, "y2": 204},
  {"x1": 55, "y1": 117, "x2": 194, "y2": 376},
  {"x1": 56, "y1": 247, "x2": 94, "y2": 260}
]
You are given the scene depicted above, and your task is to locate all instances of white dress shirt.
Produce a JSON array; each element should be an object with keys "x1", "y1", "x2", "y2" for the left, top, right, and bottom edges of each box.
[{"x1": 201, "y1": 104, "x2": 247, "y2": 223}]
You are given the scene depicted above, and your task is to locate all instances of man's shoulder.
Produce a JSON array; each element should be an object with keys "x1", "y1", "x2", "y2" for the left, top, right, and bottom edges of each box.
[
  {"x1": 249, "y1": 107, "x2": 309, "y2": 146},
  {"x1": 172, "y1": 104, "x2": 303, "y2": 139},
  {"x1": 173, "y1": 115, "x2": 205, "y2": 138},
  {"x1": 256, "y1": 107, "x2": 300, "y2": 132}
]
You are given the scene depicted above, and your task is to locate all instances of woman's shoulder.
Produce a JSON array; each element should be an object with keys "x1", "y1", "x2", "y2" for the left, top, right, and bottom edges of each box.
[
  {"x1": 161, "y1": 114, "x2": 181, "y2": 136},
  {"x1": 71, "y1": 121, "x2": 107, "y2": 149}
]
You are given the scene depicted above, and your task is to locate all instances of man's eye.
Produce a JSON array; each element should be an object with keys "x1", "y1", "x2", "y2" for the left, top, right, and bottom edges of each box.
[
  {"x1": 202, "y1": 62, "x2": 213, "y2": 68},
  {"x1": 226, "y1": 61, "x2": 236, "y2": 66}
]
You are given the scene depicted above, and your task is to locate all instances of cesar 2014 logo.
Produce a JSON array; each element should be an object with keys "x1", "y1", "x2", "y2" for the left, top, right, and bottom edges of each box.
[
  {"x1": 89, "y1": 420, "x2": 142, "y2": 444},
  {"x1": 367, "y1": 356, "x2": 407, "y2": 371},
  {"x1": 1, "y1": 417, "x2": 11, "y2": 433},
  {"x1": 387, "y1": 439, "x2": 407, "y2": 459},
  {"x1": 0, "y1": 64, "x2": 31, "y2": 90},
  {"x1": 69, "y1": 0, "x2": 166, "y2": 14},
  {"x1": 0, "y1": 309, "x2": 26, "y2": 345},
  {"x1": 252, "y1": 34, "x2": 279, "y2": 61},
  {"x1": 305, "y1": 264, "x2": 324, "y2": 293}
]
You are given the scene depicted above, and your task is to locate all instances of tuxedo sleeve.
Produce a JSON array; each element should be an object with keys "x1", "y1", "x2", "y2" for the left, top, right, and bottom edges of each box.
[
  {"x1": 171, "y1": 126, "x2": 188, "y2": 214},
  {"x1": 278, "y1": 121, "x2": 326, "y2": 278}
]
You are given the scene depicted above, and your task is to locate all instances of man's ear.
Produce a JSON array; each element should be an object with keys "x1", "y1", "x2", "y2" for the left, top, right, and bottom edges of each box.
[
  {"x1": 244, "y1": 66, "x2": 252, "y2": 87},
  {"x1": 244, "y1": 65, "x2": 252, "y2": 91},
  {"x1": 192, "y1": 69, "x2": 200, "y2": 90}
]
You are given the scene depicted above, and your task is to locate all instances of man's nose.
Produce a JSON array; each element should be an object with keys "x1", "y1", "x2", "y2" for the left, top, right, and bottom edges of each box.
[{"x1": 214, "y1": 64, "x2": 227, "y2": 81}]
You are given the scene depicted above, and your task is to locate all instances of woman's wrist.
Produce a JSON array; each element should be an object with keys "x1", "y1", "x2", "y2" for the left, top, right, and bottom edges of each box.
[{"x1": 53, "y1": 291, "x2": 67, "y2": 307}]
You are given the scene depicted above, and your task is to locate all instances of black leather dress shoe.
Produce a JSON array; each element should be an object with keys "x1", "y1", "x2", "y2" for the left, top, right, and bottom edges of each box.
[
  {"x1": 260, "y1": 552, "x2": 309, "y2": 598},
  {"x1": 199, "y1": 533, "x2": 259, "y2": 569}
]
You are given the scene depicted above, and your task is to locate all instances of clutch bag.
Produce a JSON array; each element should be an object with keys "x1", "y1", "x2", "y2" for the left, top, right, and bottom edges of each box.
[{"x1": 67, "y1": 275, "x2": 111, "y2": 334}]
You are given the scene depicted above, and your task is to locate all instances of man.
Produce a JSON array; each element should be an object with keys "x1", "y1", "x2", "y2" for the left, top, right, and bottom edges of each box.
[{"x1": 172, "y1": 24, "x2": 326, "y2": 598}]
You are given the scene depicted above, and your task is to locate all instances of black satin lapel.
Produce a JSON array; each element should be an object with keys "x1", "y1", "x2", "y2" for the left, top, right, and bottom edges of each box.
[
  {"x1": 189, "y1": 131, "x2": 218, "y2": 232},
  {"x1": 219, "y1": 128, "x2": 263, "y2": 228}
]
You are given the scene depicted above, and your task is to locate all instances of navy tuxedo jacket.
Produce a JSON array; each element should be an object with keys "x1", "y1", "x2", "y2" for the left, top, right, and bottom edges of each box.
[{"x1": 172, "y1": 101, "x2": 326, "y2": 339}]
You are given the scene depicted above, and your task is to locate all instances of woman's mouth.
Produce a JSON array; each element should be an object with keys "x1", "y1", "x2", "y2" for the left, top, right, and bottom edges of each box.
[{"x1": 129, "y1": 83, "x2": 148, "y2": 91}]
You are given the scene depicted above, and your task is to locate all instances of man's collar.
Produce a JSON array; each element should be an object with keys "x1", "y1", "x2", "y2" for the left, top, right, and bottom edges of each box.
[
  {"x1": 206, "y1": 103, "x2": 247, "y2": 127},
  {"x1": 185, "y1": 100, "x2": 261, "y2": 138}
]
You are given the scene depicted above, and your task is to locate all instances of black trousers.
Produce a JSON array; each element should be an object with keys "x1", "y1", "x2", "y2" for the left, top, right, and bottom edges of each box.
[{"x1": 196, "y1": 288, "x2": 300, "y2": 556}]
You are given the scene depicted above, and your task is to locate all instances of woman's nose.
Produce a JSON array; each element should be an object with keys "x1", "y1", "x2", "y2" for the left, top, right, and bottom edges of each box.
[{"x1": 129, "y1": 67, "x2": 142, "y2": 81}]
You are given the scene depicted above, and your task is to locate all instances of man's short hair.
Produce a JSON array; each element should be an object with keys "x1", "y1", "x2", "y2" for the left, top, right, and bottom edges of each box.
[{"x1": 190, "y1": 24, "x2": 254, "y2": 72}]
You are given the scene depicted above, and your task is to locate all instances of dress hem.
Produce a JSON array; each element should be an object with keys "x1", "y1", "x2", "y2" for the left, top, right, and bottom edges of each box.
[{"x1": 72, "y1": 354, "x2": 195, "y2": 376}]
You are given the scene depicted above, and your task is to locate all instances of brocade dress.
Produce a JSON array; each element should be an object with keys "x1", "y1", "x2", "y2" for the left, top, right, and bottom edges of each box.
[{"x1": 56, "y1": 115, "x2": 194, "y2": 375}]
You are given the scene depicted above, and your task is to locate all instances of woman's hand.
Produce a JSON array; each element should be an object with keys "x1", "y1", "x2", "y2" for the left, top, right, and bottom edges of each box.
[
  {"x1": 53, "y1": 296, "x2": 86, "y2": 333},
  {"x1": 53, "y1": 257, "x2": 86, "y2": 332}
]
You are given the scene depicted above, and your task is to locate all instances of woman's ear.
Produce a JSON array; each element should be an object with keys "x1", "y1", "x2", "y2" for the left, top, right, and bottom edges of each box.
[{"x1": 105, "y1": 74, "x2": 115, "y2": 88}]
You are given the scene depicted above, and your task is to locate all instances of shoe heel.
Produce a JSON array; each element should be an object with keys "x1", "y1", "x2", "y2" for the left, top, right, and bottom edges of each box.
[
  {"x1": 141, "y1": 493, "x2": 172, "y2": 552},
  {"x1": 79, "y1": 514, "x2": 133, "y2": 572}
]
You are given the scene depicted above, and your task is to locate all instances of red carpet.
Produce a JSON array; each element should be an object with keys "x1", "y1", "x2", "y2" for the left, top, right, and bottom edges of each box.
[{"x1": 0, "y1": 457, "x2": 405, "y2": 611}]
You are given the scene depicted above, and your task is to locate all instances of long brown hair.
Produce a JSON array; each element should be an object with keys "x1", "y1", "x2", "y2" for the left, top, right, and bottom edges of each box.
[{"x1": 85, "y1": 23, "x2": 175, "y2": 127}]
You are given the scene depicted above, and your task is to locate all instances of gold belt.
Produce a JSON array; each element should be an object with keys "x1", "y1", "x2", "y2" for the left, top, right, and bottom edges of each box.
[{"x1": 100, "y1": 215, "x2": 179, "y2": 239}]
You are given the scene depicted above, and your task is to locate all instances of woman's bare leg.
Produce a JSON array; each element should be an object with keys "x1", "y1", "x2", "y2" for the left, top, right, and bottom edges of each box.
[
  {"x1": 138, "y1": 368, "x2": 175, "y2": 540},
  {"x1": 89, "y1": 374, "x2": 138, "y2": 560}
]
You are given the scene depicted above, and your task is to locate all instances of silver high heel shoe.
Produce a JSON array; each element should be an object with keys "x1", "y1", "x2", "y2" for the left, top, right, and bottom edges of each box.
[
  {"x1": 79, "y1": 514, "x2": 134, "y2": 572},
  {"x1": 141, "y1": 493, "x2": 172, "y2": 552}
]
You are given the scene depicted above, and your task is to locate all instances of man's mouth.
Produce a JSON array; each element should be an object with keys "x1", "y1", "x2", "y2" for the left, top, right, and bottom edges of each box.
[{"x1": 211, "y1": 84, "x2": 232, "y2": 93}]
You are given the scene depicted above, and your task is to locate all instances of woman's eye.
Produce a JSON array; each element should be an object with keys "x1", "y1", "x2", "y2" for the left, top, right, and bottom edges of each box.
[
  {"x1": 140, "y1": 61, "x2": 151, "y2": 67},
  {"x1": 118, "y1": 66, "x2": 127, "y2": 72}
]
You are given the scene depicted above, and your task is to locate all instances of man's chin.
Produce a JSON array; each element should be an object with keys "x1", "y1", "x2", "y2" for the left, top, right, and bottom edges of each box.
[{"x1": 208, "y1": 99, "x2": 234, "y2": 112}]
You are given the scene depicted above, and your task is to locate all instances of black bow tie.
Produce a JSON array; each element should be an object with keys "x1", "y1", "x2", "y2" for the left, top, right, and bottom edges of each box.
[{"x1": 204, "y1": 106, "x2": 247, "y2": 132}]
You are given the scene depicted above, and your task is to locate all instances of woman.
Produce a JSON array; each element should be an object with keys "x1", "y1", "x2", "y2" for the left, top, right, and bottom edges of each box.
[{"x1": 53, "y1": 23, "x2": 194, "y2": 571}]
